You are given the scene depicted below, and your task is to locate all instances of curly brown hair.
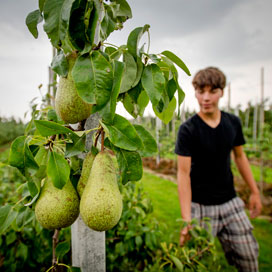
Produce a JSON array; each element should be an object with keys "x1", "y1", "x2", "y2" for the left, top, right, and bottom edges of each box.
[{"x1": 192, "y1": 67, "x2": 226, "y2": 90}]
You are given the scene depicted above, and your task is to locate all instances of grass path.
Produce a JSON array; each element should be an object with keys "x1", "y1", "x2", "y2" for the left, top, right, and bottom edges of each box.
[{"x1": 139, "y1": 171, "x2": 272, "y2": 272}]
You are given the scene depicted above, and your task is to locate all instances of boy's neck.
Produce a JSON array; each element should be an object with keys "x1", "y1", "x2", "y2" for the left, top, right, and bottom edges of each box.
[{"x1": 197, "y1": 109, "x2": 221, "y2": 128}]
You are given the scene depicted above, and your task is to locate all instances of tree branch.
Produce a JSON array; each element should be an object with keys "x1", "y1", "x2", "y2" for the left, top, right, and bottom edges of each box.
[{"x1": 52, "y1": 229, "x2": 60, "y2": 272}]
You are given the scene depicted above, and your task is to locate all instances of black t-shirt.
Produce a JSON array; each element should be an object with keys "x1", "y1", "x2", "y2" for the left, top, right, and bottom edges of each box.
[{"x1": 175, "y1": 111, "x2": 245, "y2": 205}]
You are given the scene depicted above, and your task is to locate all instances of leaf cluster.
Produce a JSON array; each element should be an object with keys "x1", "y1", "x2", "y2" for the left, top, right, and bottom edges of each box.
[
  {"x1": 0, "y1": 162, "x2": 72, "y2": 272},
  {"x1": 106, "y1": 183, "x2": 230, "y2": 272}
]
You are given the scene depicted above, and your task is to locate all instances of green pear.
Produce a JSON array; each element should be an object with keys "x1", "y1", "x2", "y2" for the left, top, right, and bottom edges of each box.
[
  {"x1": 35, "y1": 178, "x2": 79, "y2": 229},
  {"x1": 55, "y1": 53, "x2": 92, "y2": 124},
  {"x1": 80, "y1": 152, "x2": 123, "y2": 231},
  {"x1": 77, "y1": 151, "x2": 96, "y2": 198}
]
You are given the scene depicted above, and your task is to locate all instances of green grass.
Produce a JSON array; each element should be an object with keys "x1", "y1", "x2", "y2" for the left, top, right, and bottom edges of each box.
[
  {"x1": 140, "y1": 171, "x2": 272, "y2": 272},
  {"x1": 137, "y1": 172, "x2": 181, "y2": 241}
]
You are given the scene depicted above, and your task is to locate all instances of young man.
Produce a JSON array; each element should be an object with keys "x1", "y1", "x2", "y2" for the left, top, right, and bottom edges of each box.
[{"x1": 175, "y1": 67, "x2": 262, "y2": 272}]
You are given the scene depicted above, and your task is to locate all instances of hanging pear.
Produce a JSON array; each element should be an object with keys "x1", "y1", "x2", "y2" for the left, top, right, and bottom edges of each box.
[
  {"x1": 77, "y1": 151, "x2": 96, "y2": 198},
  {"x1": 80, "y1": 152, "x2": 123, "y2": 231},
  {"x1": 55, "y1": 52, "x2": 92, "y2": 124},
  {"x1": 35, "y1": 178, "x2": 79, "y2": 229}
]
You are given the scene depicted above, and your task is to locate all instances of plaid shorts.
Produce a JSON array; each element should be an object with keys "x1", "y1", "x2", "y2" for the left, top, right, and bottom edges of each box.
[{"x1": 191, "y1": 196, "x2": 259, "y2": 272}]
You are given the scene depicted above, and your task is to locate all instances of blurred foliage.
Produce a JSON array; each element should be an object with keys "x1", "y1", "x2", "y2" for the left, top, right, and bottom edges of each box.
[
  {"x1": 0, "y1": 117, "x2": 25, "y2": 146},
  {"x1": 0, "y1": 158, "x2": 72, "y2": 271},
  {"x1": 106, "y1": 181, "x2": 236, "y2": 272}
]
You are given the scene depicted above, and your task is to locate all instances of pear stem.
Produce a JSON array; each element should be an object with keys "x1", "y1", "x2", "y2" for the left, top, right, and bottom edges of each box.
[
  {"x1": 101, "y1": 129, "x2": 105, "y2": 152},
  {"x1": 94, "y1": 130, "x2": 101, "y2": 148},
  {"x1": 52, "y1": 229, "x2": 60, "y2": 271}
]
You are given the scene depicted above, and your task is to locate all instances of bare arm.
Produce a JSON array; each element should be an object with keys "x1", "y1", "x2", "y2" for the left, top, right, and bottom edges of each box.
[
  {"x1": 232, "y1": 145, "x2": 262, "y2": 218},
  {"x1": 177, "y1": 155, "x2": 192, "y2": 245}
]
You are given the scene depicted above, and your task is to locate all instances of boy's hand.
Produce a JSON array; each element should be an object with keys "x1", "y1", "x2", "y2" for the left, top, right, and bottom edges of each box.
[
  {"x1": 179, "y1": 226, "x2": 191, "y2": 246},
  {"x1": 249, "y1": 192, "x2": 262, "y2": 218}
]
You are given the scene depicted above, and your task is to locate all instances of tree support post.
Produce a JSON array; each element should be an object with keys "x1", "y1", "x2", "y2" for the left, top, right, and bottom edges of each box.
[{"x1": 71, "y1": 114, "x2": 106, "y2": 272}]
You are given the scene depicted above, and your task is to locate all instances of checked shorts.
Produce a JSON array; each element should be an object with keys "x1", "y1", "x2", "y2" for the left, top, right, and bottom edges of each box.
[{"x1": 191, "y1": 196, "x2": 259, "y2": 272}]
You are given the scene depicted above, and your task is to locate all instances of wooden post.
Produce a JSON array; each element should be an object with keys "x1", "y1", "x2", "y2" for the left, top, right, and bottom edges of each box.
[
  {"x1": 71, "y1": 2, "x2": 105, "y2": 271},
  {"x1": 245, "y1": 103, "x2": 250, "y2": 129},
  {"x1": 71, "y1": 113, "x2": 105, "y2": 272},
  {"x1": 156, "y1": 117, "x2": 161, "y2": 166},
  {"x1": 227, "y1": 83, "x2": 231, "y2": 112},
  {"x1": 172, "y1": 112, "x2": 176, "y2": 140},
  {"x1": 259, "y1": 67, "x2": 264, "y2": 196},
  {"x1": 180, "y1": 100, "x2": 186, "y2": 123},
  {"x1": 253, "y1": 100, "x2": 258, "y2": 146}
]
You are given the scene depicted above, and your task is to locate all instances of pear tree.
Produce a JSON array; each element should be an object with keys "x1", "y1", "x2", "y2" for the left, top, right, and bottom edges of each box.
[{"x1": 3, "y1": 0, "x2": 191, "y2": 270}]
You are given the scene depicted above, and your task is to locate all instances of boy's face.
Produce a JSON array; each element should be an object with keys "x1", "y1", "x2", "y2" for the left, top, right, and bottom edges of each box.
[{"x1": 195, "y1": 85, "x2": 223, "y2": 115}]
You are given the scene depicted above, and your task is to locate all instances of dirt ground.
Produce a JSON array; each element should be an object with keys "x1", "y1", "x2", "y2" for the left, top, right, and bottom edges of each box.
[{"x1": 142, "y1": 157, "x2": 272, "y2": 219}]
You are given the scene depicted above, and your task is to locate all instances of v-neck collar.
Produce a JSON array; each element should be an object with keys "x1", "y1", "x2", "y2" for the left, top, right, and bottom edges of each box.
[{"x1": 196, "y1": 111, "x2": 222, "y2": 129}]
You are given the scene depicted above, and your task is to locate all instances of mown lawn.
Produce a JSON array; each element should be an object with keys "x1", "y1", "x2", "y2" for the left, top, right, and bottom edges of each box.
[{"x1": 139, "y1": 171, "x2": 272, "y2": 272}]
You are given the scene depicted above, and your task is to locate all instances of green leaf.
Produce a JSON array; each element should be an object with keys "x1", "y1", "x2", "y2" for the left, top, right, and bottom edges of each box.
[
  {"x1": 72, "y1": 54, "x2": 95, "y2": 103},
  {"x1": 39, "y1": 0, "x2": 46, "y2": 12},
  {"x1": 35, "y1": 147, "x2": 49, "y2": 166},
  {"x1": 169, "y1": 255, "x2": 184, "y2": 271},
  {"x1": 72, "y1": 51, "x2": 113, "y2": 108},
  {"x1": 59, "y1": 0, "x2": 77, "y2": 41},
  {"x1": 34, "y1": 120, "x2": 76, "y2": 137},
  {"x1": 122, "y1": 84, "x2": 149, "y2": 118},
  {"x1": 43, "y1": 0, "x2": 68, "y2": 47},
  {"x1": 25, "y1": 10, "x2": 43, "y2": 39},
  {"x1": 167, "y1": 78, "x2": 177, "y2": 101},
  {"x1": 161, "y1": 50, "x2": 191, "y2": 76},
  {"x1": 85, "y1": 0, "x2": 101, "y2": 45},
  {"x1": 98, "y1": 60, "x2": 125, "y2": 124},
  {"x1": 47, "y1": 151, "x2": 70, "y2": 189},
  {"x1": 133, "y1": 125, "x2": 157, "y2": 157},
  {"x1": 101, "y1": 114, "x2": 143, "y2": 151},
  {"x1": 16, "y1": 242, "x2": 28, "y2": 262},
  {"x1": 51, "y1": 50, "x2": 68, "y2": 77},
  {"x1": 177, "y1": 84, "x2": 185, "y2": 107},
  {"x1": 123, "y1": 93, "x2": 136, "y2": 118},
  {"x1": 16, "y1": 207, "x2": 34, "y2": 228},
  {"x1": 56, "y1": 240, "x2": 71, "y2": 259},
  {"x1": 137, "y1": 90, "x2": 149, "y2": 116},
  {"x1": 116, "y1": 148, "x2": 143, "y2": 184},
  {"x1": 0, "y1": 205, "x2": 11, "y2": 228},
  {"x1": 170, "y1": 64, "x2": 185, "y2": 107},
  {"x1": 68, "y1": 0, "x2": 89, "y2": 50},
  {"x1": 6, "y1": 232, "x2": 17, "y2": 246},
  {"x1": 100, "y1": 7, "x2": 116, "y2": 40},
  {"x1": 105, "y1": 141, "x2": 142, "y2": 184},
  {"x1": 119, "y1": 52, "x2": 137, "y2": 94},
  {"x1": 27, "y1": 180, "x2": 38, "y2": 198},
  {"x1": 132, "y1": 57, "x2": 143, "y2": 88},
  {"x1": 127, "y1": 25, "x2": 150, "y2": 58},
  {"x1": 9, "y1": 136, "x2": 39, "y2": 173},
  {"x1": 135, "y1": 235, "x2": 143, "y2": 247},
  {"x1": 66, "y1": 134, "x2": 86, "y2": 157},
  {"x1": 141, "y1": 64, "x2": 165, "y2": 107},
  {"x1": 115, "y1": 0, "x2": 132, "y2": 18},
  {"x1": 47, "y1": 109, "x2": 59, "y2": 122},
  {"x1": 0, "y1": 205, "x2": 18, "y2": 235},
  {"x1": 153, "y1": 96, "x2": 176, "y2": 124}
]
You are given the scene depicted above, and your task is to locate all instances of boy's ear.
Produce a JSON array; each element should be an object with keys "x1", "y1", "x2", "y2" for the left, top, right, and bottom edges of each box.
[{"x1": 220, "y1": 89, "x2": 224, "y2": 97}]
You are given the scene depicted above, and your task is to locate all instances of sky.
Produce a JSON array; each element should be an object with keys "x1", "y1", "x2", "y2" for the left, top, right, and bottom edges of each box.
[{"x1": 0, "y1": 0, "x2": 271, "y2": 122}]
